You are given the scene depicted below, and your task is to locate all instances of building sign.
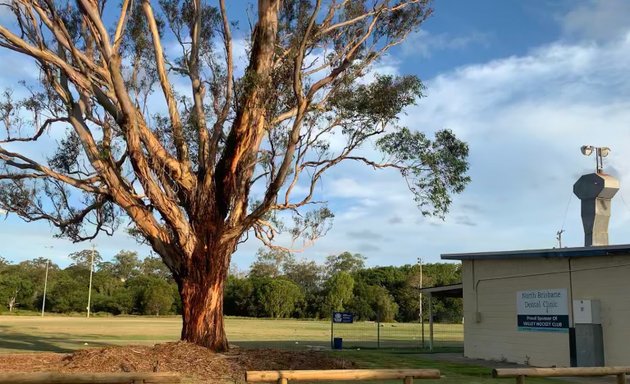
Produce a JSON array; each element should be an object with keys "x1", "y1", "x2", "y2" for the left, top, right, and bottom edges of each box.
[
  {"x1": 332, "y1": 312, "x2": 354, "y2": 323},
  {"x1": 516, "y1": 289, "x2": 569, "y2": 333}
]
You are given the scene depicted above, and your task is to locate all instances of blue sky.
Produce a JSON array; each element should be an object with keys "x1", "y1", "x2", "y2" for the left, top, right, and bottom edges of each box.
[{"x1": 3, "y1": 0, "x2": 630, "y2": 271}]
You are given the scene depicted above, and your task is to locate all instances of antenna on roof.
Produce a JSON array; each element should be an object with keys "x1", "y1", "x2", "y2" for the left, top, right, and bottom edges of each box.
[{"x1": 556, "y1": 229, "x2": 564, "y2": 248}]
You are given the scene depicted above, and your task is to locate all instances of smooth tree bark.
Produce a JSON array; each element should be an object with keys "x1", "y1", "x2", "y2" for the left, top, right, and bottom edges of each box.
[
  {"x1": 7, "y1": 289, "x2": 18, "y2": 312},
  {"x1": 0, "y1": 0, "x2": 470, "y2": 351}
]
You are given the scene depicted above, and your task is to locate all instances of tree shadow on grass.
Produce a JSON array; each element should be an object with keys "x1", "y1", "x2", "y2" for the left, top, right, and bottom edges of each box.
[
  {"x1": 231, "y1": 339, "x2": 457, "y2": 351},
  {"x1": 0, "y1": 325, "x2": 109, "y2": 353}
]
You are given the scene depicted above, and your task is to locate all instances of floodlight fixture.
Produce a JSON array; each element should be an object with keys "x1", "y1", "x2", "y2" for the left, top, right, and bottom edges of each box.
[
  {"x1": 581, "y1": 145, "x2": 611, "y2": 173},
  {"x1": 581, "y1": 145, "x2": 593, "y2": 156}
]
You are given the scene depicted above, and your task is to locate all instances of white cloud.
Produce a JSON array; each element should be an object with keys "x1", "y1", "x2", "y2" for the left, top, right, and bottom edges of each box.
[
  {"x1": 404, "y1": 32, "x2": 630, "y2": 251},
  {"x1": 561, "y1": 0, "x2": 630, "y2": 41},
  {"x1": 402, "y1": 29, "x2": 489, "y2": 58},
  {"x1": 234, "y1": 29, "x2": 630, "y2": 268}
]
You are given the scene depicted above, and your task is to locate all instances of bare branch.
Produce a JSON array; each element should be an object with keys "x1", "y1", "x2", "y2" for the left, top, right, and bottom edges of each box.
[
  {"x1": 0, "y1": 117, "x2": 64, "y2": 143},
  {"x1": 0, "y1": 147, "x2": 105, "y2": 194},
  {"x1": 319, "y1": 0, "x2": 420, "y2": 35},
  {"x1": 113, "y1": 0, "x2": 131, "y2": 52},
  {"x1": 208, "y1": 0, "x2": 234, "y2": 169}
]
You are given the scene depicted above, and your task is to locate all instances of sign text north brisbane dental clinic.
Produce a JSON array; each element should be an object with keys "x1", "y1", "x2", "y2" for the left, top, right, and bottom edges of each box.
[{"x1": 516, "y1": 289, "x2": 569, "y2": 332}]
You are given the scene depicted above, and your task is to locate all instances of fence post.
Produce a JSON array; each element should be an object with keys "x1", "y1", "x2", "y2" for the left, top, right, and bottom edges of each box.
[
  {"x1": 617, "y1": 373, "x2": 626, "y2": 384},
  {"x1": 377, "y1": 312, "x2": 381, "y2": 349},
  {"x1": 277, "y1": 378, "x2": 288, "y2": 384},
  {"x1": 516, "y1": 375, "x2": 525, "y2": 384},
  {"x1": 330, "y1": 311, "x2": 334, "y2": 349},
  {"x1": 403, "y1": 376, "x2": 413, "y2": 384},
  {"x1": 428, "y1": 293, "x2": 433, "y2": 351}
]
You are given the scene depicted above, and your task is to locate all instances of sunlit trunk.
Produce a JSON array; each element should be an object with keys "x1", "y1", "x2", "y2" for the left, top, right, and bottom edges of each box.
[{"x1": 177, "y1": 246, "x2": 230, "y2": 351}]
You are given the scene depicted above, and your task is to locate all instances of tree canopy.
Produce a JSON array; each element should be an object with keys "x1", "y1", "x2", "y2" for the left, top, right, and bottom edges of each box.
[{"x1": 0, "y1": 0, "x2": 469, "y2": 350}]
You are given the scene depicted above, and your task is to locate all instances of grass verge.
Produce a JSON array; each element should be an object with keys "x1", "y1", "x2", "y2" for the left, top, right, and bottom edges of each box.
[{"x1": 321, "y1": 350, "x2": 581, "y2": 384}]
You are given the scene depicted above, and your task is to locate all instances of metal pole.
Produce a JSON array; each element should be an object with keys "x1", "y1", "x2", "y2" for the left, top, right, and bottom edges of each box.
[
  {"x1": 418, "y1": 258, "x2": 424, "y2": 349},
  {"x1": 87, "y1": 245, "x2": 95, "y2": 318},
  {"x1": 377, "y1": 312, "x2": 380, "y2": 349},
  {"x1": 429, "y1": 293, "x2": 434, "y2": 352},
  {"x1": 330, "y1": 311, "x2": 334, "y2": 349},
  {"x1": 41, "y1": 259, "x2": 49, "y2": 317}
]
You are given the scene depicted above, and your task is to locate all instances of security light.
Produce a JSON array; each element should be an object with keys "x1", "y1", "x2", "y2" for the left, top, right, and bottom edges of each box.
[
  {"x1": 581, "y1": 145, "x2": 612, "y2": 173},
  {"x1": 581, "y1": 145, "x2": 593, "y2": 156}
]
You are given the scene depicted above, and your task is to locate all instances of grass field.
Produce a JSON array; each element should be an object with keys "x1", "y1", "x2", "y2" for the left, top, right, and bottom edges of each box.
[
  {"x1": 0, "y1": 315, "x2": 462, "y2": 353},
  {"x1": 0, "y1": 316, "x2": 576, "y2": 383}
]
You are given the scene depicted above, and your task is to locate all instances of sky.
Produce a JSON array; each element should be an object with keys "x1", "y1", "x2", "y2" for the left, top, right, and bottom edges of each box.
[{"x1": 3, "y1": 0, "x2": 630, "y2": 271}]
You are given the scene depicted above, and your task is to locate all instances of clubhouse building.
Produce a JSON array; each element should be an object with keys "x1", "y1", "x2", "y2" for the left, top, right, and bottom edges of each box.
[{"x1": 441, "y1": 154, "x2": 630, "y2": 367}]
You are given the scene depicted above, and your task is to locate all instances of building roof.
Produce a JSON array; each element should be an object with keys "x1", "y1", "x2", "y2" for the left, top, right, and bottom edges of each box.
[
  {"x1": 419, "y1": 283, "x2": 463, "y2": 298},
  {"x1": 441, "y1": 243, "x2": 630, "y2": 261}
]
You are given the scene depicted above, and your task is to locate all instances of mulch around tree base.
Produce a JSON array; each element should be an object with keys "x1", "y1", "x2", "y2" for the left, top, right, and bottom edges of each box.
[{"x1": 0, "y1": 342, "x2": 357, "y2": 383}]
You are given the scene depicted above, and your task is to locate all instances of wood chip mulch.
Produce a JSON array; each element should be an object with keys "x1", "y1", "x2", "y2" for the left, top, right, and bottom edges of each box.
[{"x1": 0, "y1": 342, "x2": 357, "y2": 383}]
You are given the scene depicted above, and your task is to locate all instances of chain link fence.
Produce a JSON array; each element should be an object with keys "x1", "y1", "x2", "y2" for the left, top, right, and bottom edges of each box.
[
  {"x1": 227, "y1": 317, "x2": 463, "y2": 351},
  {"x1": 331, "y1": 319, "x2": 462, "y2": 351}
]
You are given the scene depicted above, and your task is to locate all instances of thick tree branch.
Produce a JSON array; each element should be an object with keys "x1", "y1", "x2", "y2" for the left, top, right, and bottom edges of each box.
[
  {"x1": 142, "y1": 0, "x2": 189, "y2": 165},
  {"x1": 0, "y1": 24, "x2": 92, "y2": 91},
  {"x1": 0, "y1": 147, "x2": 105, "y2": 194},
  {"x1": 207, "y1": 0, "x2": 234, "y2": 170},
  {"x1": 113, "y1": 0, "x2": 131, "y2": 52},
  {"x1": 190, "y1": 0, "x2": 209, "y2": 168},
  {"x1": 215, "y1": 0, "x2": 280, "y2": 230}
]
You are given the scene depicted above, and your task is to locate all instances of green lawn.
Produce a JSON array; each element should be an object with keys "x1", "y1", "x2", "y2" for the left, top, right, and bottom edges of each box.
[
  {"x1": 328, "y1": 350, "x2": 575, "y2": 384},
  {"x1": 0, "y1": 315, "x2": 461, "y2": 352},
  {"x1": 0, "y1": 316, "x2": 576, "y2": 383}
]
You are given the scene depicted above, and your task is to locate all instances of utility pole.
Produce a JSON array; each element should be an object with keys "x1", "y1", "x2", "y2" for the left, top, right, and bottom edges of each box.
[
  {"x1": 87, "y1": 244, "x2": 95, "y2": 318},
  {"x1": 41, "y1": 245, "x2": 53, "y2": 317},
  {"x1": 41, "y1": 258, "x2": 49, "y2": 317},
  {"x1": 418, "y1": 257, "x2": 424, "y2": 349}
]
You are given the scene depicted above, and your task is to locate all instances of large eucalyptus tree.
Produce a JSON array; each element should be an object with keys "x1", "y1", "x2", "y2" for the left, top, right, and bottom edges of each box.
[{"x1": 0, "y1": 0, "x2": 469, "y2": 350}]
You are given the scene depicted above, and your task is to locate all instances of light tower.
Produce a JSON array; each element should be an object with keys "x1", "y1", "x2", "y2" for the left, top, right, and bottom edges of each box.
[{"x1": 573, "y1": 146, "x2": 619, "y2": 246}]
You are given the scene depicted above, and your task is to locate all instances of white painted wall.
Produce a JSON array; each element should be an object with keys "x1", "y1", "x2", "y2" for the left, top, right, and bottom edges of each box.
[{"x1": 461, "y1": 254, "x2": 630, "y2": 367}]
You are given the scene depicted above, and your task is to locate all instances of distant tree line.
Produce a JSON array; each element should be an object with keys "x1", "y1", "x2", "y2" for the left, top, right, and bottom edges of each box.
[
  {"x1": 226, "y1": 250, "x2": 462, "y2": 323},
  {"x1": 0, "y1": 250, "x2": 462, "y2": 322},
  {"x1": 0, "y1": 251, "x2": 177, "y2": 316}
]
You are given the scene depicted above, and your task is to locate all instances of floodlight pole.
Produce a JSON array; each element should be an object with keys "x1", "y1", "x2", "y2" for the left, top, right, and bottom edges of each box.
[
  {"x1": 41, "y1": 258, "x2": 49, "y2": 317},
  {"x1": 418, "y1": 257, "x2": 424, "y2": 349},
  {"x1": 87, "y1": 244, "x2": 95, "y2": 318}
]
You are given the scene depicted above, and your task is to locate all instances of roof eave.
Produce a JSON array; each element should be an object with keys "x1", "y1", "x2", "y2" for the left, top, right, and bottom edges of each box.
[{"x1": 441, "y1": 244, "x2": 630, "y2": 261}]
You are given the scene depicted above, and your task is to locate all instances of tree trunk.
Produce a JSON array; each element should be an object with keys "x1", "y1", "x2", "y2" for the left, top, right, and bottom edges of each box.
[
  {"x1": 8, "y1": 293, "x2": 16, "y2": 312},
  {"x1": 178, "y1": 248, "x2": 230, "y2": 351}
]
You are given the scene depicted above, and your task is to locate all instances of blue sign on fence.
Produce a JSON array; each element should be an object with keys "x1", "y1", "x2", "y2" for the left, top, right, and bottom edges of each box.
[{"x1": 332, "y1": 312, "x2": 354, "y2": 323}]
